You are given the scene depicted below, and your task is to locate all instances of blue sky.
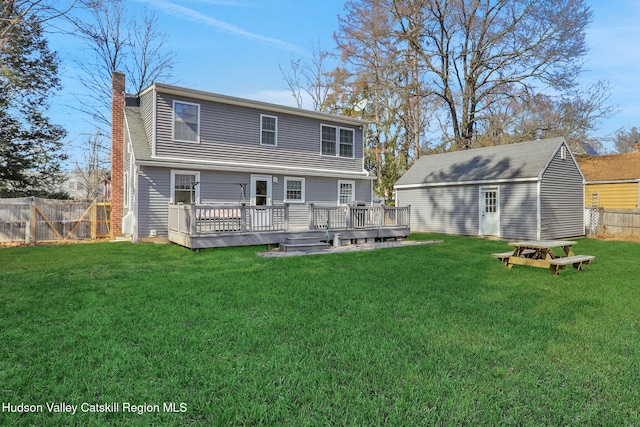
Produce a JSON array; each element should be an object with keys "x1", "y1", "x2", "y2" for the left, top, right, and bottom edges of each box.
[{"x1": 48, "y1": 0, "x2": 640, "y2": 166}]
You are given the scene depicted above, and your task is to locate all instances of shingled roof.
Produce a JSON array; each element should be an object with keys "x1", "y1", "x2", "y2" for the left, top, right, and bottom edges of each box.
[
  {"x1": 395, "y1": 137, "x2": 568, "y2": 187},
  {"x1": 575, "y1": 152, "x2": 640, "y2": 182}
]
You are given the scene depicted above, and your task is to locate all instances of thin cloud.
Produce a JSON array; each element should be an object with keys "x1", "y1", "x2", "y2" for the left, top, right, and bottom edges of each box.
[{"x1": 136, "y1": 0, "x2": 305, "y2": 54}]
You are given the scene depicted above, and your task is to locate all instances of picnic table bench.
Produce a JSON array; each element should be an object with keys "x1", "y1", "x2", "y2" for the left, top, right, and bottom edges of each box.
[{"x1": 493, "y1": 240, "x2": 595, "y2": 275}]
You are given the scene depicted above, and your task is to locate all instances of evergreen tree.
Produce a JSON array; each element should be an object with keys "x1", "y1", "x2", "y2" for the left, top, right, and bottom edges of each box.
[{"x1": 0, "y1": 2, "x2": 68, "y2": 198}]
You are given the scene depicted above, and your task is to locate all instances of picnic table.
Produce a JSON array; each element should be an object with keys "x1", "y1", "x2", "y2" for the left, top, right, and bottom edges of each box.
[{"x1": 492, "y1": 240, "x2": 594, "y2": 275}]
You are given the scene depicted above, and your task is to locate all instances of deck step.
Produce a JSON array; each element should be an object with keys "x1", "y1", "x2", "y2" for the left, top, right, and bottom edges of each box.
[
  {"x1": 285, "y1": 236, "x2": 326, "y2": 245},
  {"x1": 281, "y1": 237, "x2": 331, "y2": 252}
]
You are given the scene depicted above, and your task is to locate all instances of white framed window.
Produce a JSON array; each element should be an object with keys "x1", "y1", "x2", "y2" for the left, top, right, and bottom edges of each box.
[
  {"x1": 321, "y1": 124, "x2": 355, "y2": 158},
  {"x1": 260, "y1": 114, "x2": 277, "y2": 146},
  {"x1": 339, "y1": 128, "x2": 354, "y2": 158},
  {"x1": 321, "y1": 125, "x2": 337, "y2": 156},
  {"x1": 284, "y1": 177, "x2": 305, "y2": 203},
  {"x1": 173, "y1": 101, "x2": 200, "y2": 143},
  {"x1": 171, "y1": 170, "x2": 200, "y2": 204},
  {"x1": 338, "y1": 180, "x2": 355, "y2": 205}
]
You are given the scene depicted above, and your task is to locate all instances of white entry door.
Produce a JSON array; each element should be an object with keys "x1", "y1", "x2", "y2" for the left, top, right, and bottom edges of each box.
[
  {"x1": 251, "y1": 175, "x2": 272, "y2": 228},
  {"x1": 480, "y1": 186, "x2": 500, "y2": 237}
]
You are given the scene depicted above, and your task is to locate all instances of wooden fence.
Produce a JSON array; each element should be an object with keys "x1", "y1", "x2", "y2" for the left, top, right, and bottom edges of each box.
[
  {"x1": 585, "y1": 207, "x2": 640, "y2": 237},
  {"x1": 0, "y1": 198, "x2": 111, "y2": 244}
]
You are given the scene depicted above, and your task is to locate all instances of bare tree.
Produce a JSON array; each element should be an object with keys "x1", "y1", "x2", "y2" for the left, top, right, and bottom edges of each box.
[
  {"x1": 126, "y1": 7, "x2": 175, "y2": 94},
  {"x1": 391, "y1": 0, "x2": 593, "y2": 150},
  {"x1": 74, "y1": 131, "x2": 109, "y2": 200},
  {"x1": 1, "y1": 0, "x2": 77, "y2": 51},
  {"x1": 68, "y1": 0, "x2": 174, "y2": 130},
  {"x1": 280, "y1": 42, "x2": 333, "y2": 111},
  {"x1": 611, "y1": 126, "x2": 640, "y2": 153}
]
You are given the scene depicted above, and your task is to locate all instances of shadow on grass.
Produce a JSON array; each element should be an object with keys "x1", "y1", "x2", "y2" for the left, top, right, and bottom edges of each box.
[{"x1": 0, "y1": 236, "x2": 639, "y2": 425}]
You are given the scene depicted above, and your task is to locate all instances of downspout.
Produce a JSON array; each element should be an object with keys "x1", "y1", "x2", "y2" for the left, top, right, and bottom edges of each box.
[
  {"x1": 536, "y1": 180, "x2": 542, "y2": 240},
  {"x1": 133, "y1": 165, "x2": 139, "y2": 242}
]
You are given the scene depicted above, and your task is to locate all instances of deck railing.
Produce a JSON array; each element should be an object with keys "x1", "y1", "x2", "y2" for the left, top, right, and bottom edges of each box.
[
  {"x1": 169, "y1": 203, "x2": 410, "y2": 237},
  {"x1": 309, "y1": 204, "x2": 411, "y2": 230},
  {"x1": 169, "y1": 204, "x2": 289, "y2": 235}
]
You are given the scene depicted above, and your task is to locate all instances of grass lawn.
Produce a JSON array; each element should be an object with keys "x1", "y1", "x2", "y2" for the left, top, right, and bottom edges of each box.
[{"x1": 1, "y1": 234, "x2": 639, "y2": 425}]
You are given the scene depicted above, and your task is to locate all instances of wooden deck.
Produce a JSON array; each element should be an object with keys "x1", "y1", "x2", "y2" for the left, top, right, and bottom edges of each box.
[{"x1": 168, "y1": 204, "x2": 411, "y2": 249}]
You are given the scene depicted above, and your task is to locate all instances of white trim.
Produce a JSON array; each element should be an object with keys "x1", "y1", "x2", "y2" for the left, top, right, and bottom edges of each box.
[
  {"x1": 284, "y1": 176, "x2": 305, "y2": 203},
  {"x1": 395, "y1": 176, "x2": 538, "y2": 190},
  {"x1": 124, "y1": 172, "x2": 129, "y2": 209},
  {"x1": 338, "y1": 180, "x2": 356, "y2": 205},
  {"x1": 170, "y1": 170, "x2": 200, "y2": 204},
  {"x1": 260, "y1": 114, "x2": 278, "y2": 146},
  {"x1": 132, "y1": 166, "x2": 139, "y2": 242},
  {"x1": 479, "y1": 186, "x2": 500, "y2": 237},
  {"x1": 172, "y1": 100, "x2": 200, "y2": 143},
  {"x1": 152, "y1": 86, "x2": 157, "y2": 157},
  {"x1": 320, "y1": 124, "x2": 355, "y2": 159},
  {"x1": 536, "y1": 180, "x2": 542, "y2": 240},
  {"x1": 142, "y1": 157, "x2": 374, "y2": 180},
  {"x1": 250, "y1": 174, "x2": 272, "y2": 206}
]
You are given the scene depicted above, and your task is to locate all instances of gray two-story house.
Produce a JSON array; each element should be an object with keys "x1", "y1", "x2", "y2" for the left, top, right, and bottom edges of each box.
[{"x1": 110, "y1": 73, "x2": 409, "y2": 249}]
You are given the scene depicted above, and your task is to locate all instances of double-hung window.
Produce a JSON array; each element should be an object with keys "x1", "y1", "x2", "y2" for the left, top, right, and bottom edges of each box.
[
  {"x1": 339, "y1": 129, "x2": 354, "y2": 157},
  {"x1": 284, "y1": 177, "x2": 305, "y2": 203},
  {"x1": 171, "y1": 171, "x2": 200, "y2": 204},
  {"x1": 321, "y1": 125, "x2": 354, "y2": 158},
  {"x1": 338, "y1": 180, "x2": 355, "y2": 205},
  {"x1": 261, "y1": 115, "x2": 277, "y2": 146},
  {"x1": 173, "y1": 101, "x2": 199, "y2": 142},
  {"x1": 321, "y1": 125, "x2": 337, "y2": 156}
]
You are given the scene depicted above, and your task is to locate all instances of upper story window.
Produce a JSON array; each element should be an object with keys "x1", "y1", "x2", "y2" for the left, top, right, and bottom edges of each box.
[
  {"x1": 340, "y1": 128, "x2": 354, "y2": 158},
  {"x1": 173, "y1": 101, "x2": 200, "y2": 142},
  {"x1": 261, "y1": 115, "x2": 277, "y2": 146},
  {"x1": 321, "y1": 124, "x2": 355, "y2": 158}
]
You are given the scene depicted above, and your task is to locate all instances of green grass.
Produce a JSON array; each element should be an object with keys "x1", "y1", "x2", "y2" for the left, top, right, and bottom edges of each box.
[{"x1": 1, "y1": 235, "x2": 639, "y2": 426}]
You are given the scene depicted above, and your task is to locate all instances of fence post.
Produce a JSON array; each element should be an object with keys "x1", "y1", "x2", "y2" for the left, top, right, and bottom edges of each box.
[
  {"x1": 30, "y1": 197, "x2": 36, "y2": 244},
  {"x1": 91, "y1": 201, "x2": 97, "y2": 239}
]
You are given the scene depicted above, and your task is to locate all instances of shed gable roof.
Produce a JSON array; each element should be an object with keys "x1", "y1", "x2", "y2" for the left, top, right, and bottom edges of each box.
[
  {"x1": 395, "y1": 137, "x2": 566, "y2": 187},
  {"x1": 575, "y1": 152, "x2": 640, "y2": 182}
]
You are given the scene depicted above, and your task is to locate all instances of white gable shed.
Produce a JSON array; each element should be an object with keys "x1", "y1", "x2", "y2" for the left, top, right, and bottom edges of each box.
[{"x1": 394, "y1": 138, "x2": 585, "y2": 240}]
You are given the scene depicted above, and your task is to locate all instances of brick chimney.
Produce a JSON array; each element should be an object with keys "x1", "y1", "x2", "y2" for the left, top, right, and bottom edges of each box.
[{"x1": 110, "y1": 71, "x2": 125, "y2": 238}]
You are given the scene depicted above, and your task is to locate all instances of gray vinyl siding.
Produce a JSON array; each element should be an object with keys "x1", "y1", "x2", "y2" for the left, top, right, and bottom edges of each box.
[
  {"x1": 539, "y1": 149, "x2": 585, "y2": 239},
  {"x1": 397, "y1": 185, "x2": 478, "y2": 235},
  {"x1": 154, "y1": 93, "x2": 364, "y2": 173},
  {"x1": 138, "y1": 166, "x2": 171, "y2": 238},
  {"x1": 499, "y1": 183, "x2": 538, "y2": 240},
  {"x1": 135, "y1": 166, "x2": 372, "y2": 237}
]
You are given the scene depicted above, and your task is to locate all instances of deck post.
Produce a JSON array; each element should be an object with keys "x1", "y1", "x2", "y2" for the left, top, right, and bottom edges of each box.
[
  {"x1": 309, "y1": 203, "x2": 314, "y2": 230},
  {"x1": 90, "y1": 201, "x2": 97, "y2": 239},
  {"x1": 241, "y1": 203, "x2": 247, "y2": 234},
  {"x1": 284, "y1": 203, "x2": 289, "y2": 231},
  {"x1": 190, "y1": 204, "x2": 197, "y2": 236}
]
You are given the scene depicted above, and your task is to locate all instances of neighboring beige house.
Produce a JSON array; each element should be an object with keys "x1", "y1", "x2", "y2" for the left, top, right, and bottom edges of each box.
[{"x1": 576, "y1": 151, "x2": 640, "y2": 209}]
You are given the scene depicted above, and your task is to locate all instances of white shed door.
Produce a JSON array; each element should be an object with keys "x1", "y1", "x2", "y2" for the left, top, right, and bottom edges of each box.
[{"x1": 480, "y1": 187, "x2": 500, "y2": 237}]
